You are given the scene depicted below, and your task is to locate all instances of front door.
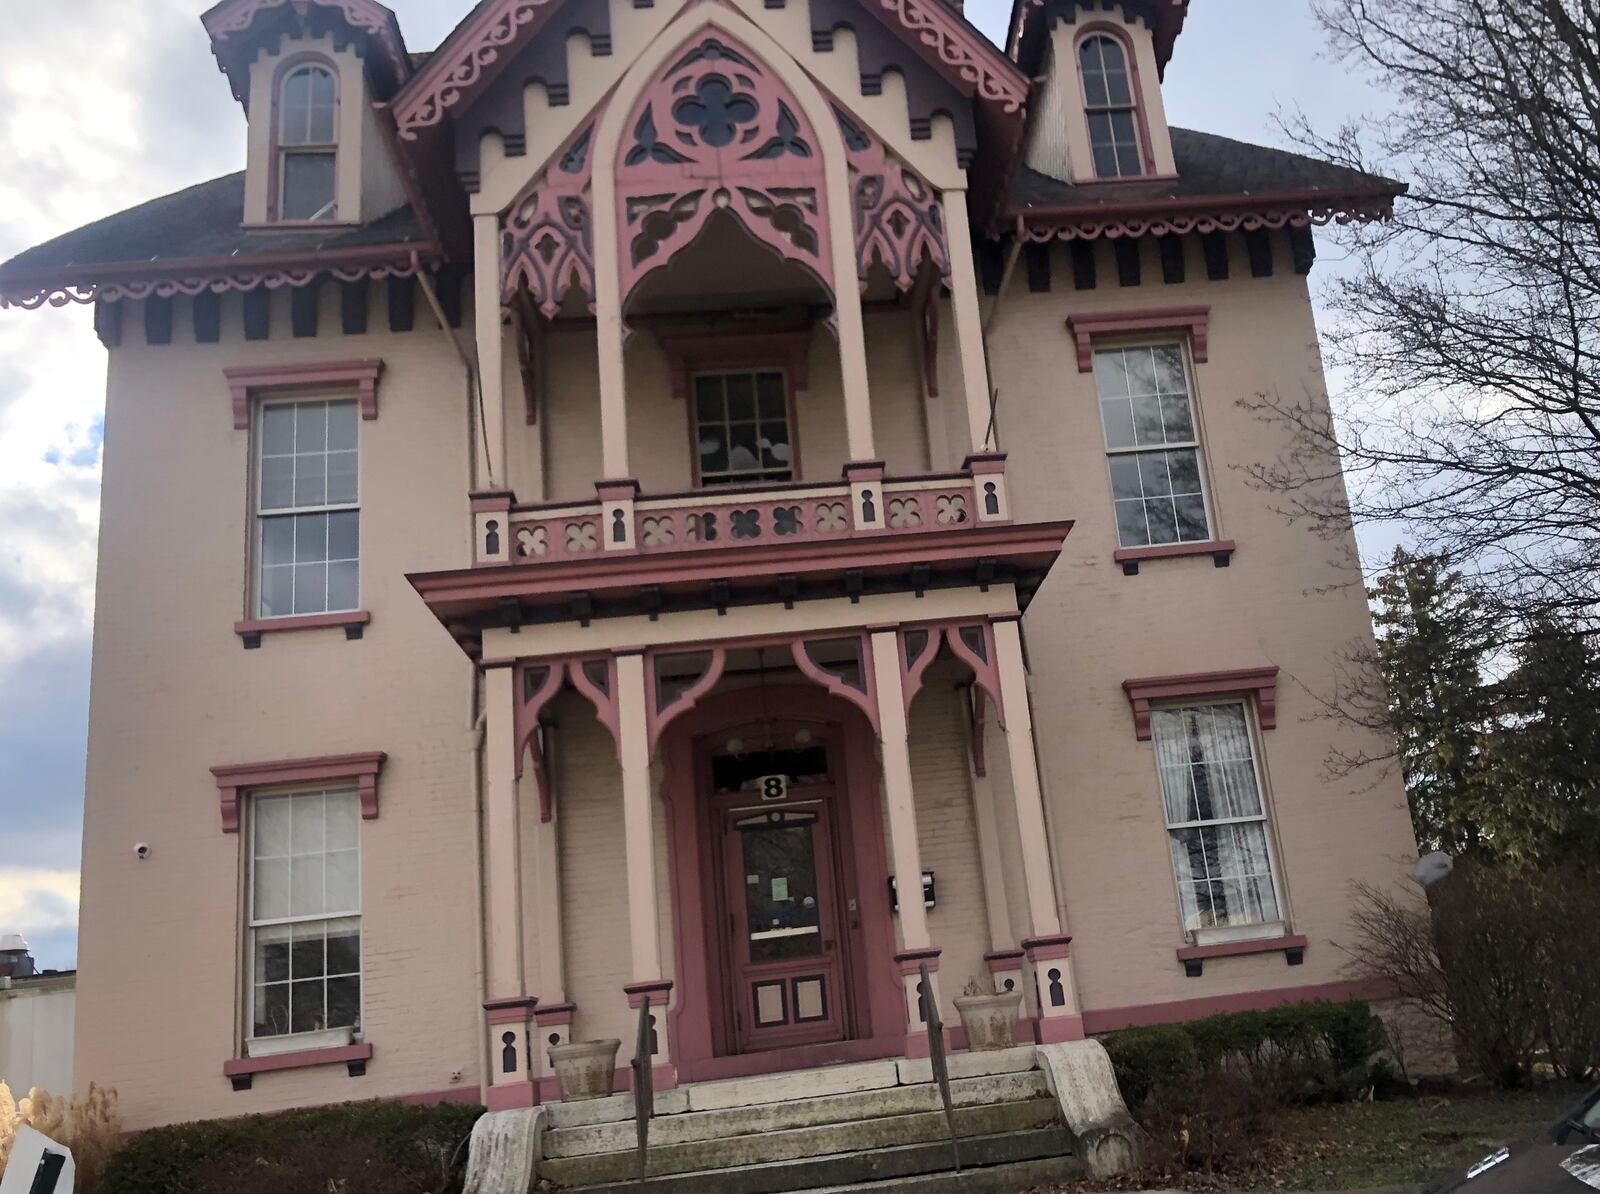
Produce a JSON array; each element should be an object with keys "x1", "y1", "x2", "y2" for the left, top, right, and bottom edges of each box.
[{"x1": 720, "y1": 792, "x2": 848, "y2": 1052}]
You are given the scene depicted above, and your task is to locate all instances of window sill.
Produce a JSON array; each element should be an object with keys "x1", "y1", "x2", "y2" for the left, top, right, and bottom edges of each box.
[
  {"x1": 1114, "y1": 539, "x2": 1236, "y2": 575},
  {"x1": 236, "y1": 611, "x2": 370, "y2": 648},
  {"x1": 1176, "y1": 932, "x2": 1308, "y2": 977},
  {"x1": 223, "y1": 1041, "x2": 372, "y2": 1090}
]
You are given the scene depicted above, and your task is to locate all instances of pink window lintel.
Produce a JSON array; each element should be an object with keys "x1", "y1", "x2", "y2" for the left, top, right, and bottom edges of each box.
[
  {"x1": 1065, "y1": 307, "x2": 1209, "y2": 373},
  {"x1": 210, "y1": 750, "x2": 387, "y2": 833},
  {"x1": 1120, "y1": 666, "x2": 1278, "y2": 741},
  {"x1": 223, "y1": 358, "x2": 384, "y2": 430}
]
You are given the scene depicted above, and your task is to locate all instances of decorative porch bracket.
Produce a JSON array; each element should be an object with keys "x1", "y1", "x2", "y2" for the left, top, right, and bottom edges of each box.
[{"x1": 896, "y1": 621, "x2": 1007, "y2": 727}]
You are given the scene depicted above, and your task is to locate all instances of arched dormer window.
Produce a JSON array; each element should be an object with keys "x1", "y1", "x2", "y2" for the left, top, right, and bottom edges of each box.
[
  {"x1": 277, "y1": 62, "x2": 338, "y2": 221},
  {"x1": 1078, "y1": 34, "x2": 1143, "y2": 178}
]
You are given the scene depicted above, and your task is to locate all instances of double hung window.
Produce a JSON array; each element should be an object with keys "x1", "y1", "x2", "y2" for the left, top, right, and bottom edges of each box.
[
  {"x1": 1079, "y1": 35, "x2": 1142, "y2": 178},
  {"x1": 1094, "y1": 345, "x2": 1213, "y2": 548},
  {"x1": 248, "y1": 789, "x2": 362, "y2": 1041},
  {"x1": 278, "y1": 63, "x2": 338, "y2": 221},
  {"x1": 1151, "y1": 703, "x2": 1282, "y2": 933},
  {"x1": 257, "y1": 399, "x2": 359, "y2": 618},
  {"x1": 693, "y1": 370, "x2": 794, "y2": 485}
]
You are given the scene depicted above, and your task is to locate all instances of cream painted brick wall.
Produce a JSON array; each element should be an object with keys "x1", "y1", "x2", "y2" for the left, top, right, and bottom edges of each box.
[{"x1": 78, "y1": 283, "x2": 481, "y2": 1129}]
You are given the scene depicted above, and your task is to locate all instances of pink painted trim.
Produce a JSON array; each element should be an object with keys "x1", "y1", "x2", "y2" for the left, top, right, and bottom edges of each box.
[
  {"x1": 224, "y1": 1041, "x2": 372, "y2": 1078},
  {"x1": 1012, "y1": 189, "x2": 1403, "y2": 245},
  {"x1": 596, "y1": 478, "x2": 641, "y2": 502},
  {"x1": 483, "y1": 996, "x2": 537, "y2": 1025},
  {"x1": 223, "y1": 359, "x2": 384, "y2": 429},
  {"x1": 1022, "y1": 934, "x2": 1074, "y2": 962},
  {"x1": 1081, "y1": 978, "x2": 1397, "y2": 1035},
  {"x1": 533, "y1": 1001, "x2": 575, "y2": 1026},
  {"x1": 894, "y1": 948, "x2": 942, "y2": 976},
  {"x1": 646, "y1": 646, "x2": 728, "y2": 755},
  {"x1": 963, "y1": 452, "x2": 1008, "y2": 475},
  {"x1": 513, "y1": 661, "x2": 565, "y2": 784},
  {"x1": 625, "y1": 980, "x2": 673, "y2": 1009},
  {"x1": 1035, "y1": 1014, "x2": 1086, "y2": 1044},
  {"x1": 567, "y1": 656, "x2": 621, "y2": 753},
  {"x1": 985, "y1": 949, "x2": 1025, "y2": 965},
  {"x1": 234, "y1": 611, "x2": 371, "y2": 640},
  {"x1": 471, "y1": 490, "x2": 516, "y2": 514},
  {"x1": 842, "y1": 460, "x2": 887, "y2": 482},
  {"x1": 211, "y1": 751, "x2": 385, "y2": 833},
  {"x1": 484, "y1": 1081, "x2": 537, "y2": 1111},
  {"x1": 791, "y1": 636, "x2": 880, "y2": 735},
  {"x1": 1113, "y1": 539, "x2": 1236, "y2": 565},
  {"x1": 659, "y1": 332, "x2": 812, "y2": 404},
  {"x1": 1072, "y1": 23, "x2": 1159, "y2": 178},
  {"x1": 1122, "y1": 666, "x2": 1280, "y2": 741},
  {"x1": 1176, "y1": 933, "x2": 1308, "y2": 963},
  {"x1": 898, "y1": 627, "x2": 941, "y2": 717},
  {"x1": 1065, "y1": 307, "x2": 1209, "y2": 373},
  {"x1": 943, "y1": 623, "x2": 1006, "y2": 730}
]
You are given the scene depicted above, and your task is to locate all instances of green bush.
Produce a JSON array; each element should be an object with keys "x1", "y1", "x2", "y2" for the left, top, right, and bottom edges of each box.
[
  {"x1": 1100, "y1": 1025, "x2": 1199, "y2": 1106},
  {"x1": 101, "y1": 1099, "x2": 483, "y2": 1194}
]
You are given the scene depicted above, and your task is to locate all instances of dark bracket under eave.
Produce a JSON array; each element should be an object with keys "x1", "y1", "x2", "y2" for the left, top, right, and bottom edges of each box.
[
  {"x1": 1121, "y1": 546, "x2": 1234, "y2": 576},
  {"x1": 1184, "y1": 944, "x2": 1307, "y2": 977}
]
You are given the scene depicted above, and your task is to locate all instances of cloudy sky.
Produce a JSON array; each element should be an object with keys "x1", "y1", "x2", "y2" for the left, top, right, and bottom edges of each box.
[{"x1": 0, "y1": 0, "x2": 1388, "y2": 971}]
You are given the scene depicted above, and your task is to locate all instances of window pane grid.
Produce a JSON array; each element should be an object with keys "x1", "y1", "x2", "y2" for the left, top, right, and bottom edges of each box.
[
  {"x1": 1079, "y1": 36, "x2": 1141, "y2": 177},
  {"x1": 250, "y1": 789, "x2": 361, "y2": 1040},
  {"x1": 1094, "y1": 346, "x2": 1212, "y2": 548},
  {"x1": 1150, "y1": 703, "x2": 1281, "y2": 932},
  {"x1": 695, "y1": 370, "x2": 794, "y2": 485},
  {"x1": 257, "y1": 400, "x2": 358, "y2": 618}
]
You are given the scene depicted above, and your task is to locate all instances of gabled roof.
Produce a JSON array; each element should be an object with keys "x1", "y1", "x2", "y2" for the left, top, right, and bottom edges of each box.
[
  {"x1": 202, "y1": 0, "x2": 413, "y2": 104},
  {"x1": 388, "y1": 0, "x2": 1029, "y2": 143},
  {"x1": 1008, "y1": 127, "x2": 1407, "y2": 239},
  {"x1": 0, "y1": 174, "x2": 432, "y2": 308}
]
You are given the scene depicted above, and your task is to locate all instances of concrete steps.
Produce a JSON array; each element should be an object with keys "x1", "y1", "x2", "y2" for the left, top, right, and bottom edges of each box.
[
  {"x1": 540, "y1": 1095, "x2": 1061, "y2": 1187},
  {"x1": 560, "y1": 1126, "x2": 1081, "y2": 1193}
]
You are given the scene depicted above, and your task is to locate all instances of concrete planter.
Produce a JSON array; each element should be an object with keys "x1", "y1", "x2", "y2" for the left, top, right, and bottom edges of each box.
[
  {"x1": 548, "y1": 1039, "x2": 622, "y2": 1102},
  {"x1": 953, "y1": 991, "x2": 1023, "y2": 1051}
]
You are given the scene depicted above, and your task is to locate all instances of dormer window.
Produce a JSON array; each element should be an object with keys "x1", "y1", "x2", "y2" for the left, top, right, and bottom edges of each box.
[
  {"x1": 277, "y1": 63, "x2": 338, "y2": 221},
  {"x1": 1079, "y1": 34, "x2": 1142, "y2": 178}
]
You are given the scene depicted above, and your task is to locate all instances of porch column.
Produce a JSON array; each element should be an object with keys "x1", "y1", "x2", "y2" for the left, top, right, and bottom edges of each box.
[
  {"x1": 869, "y1": 630, "x2": 942, "y2": 1044},
  {"x1": 530, "y1": 727, "x2": 571, "y2": 1093},
  {"x1": 991, "y1": 615, "x2": 1084, "y2": 1042},
  {"x1": 615, "y1": 650, "x2": 674, "y2": 1071},
  {"x1": 941, "y1": 189, "x2": 995, "y2": 455},
  {"x1": 482, "y1": 662, "x2": 536, "y2": 1108},
  {"x1": 473, "y1": 213, "x2": 508, "y2": 490},
  {"x1": 963, "y1": 697, "x2": 1024, "y2": 997}
]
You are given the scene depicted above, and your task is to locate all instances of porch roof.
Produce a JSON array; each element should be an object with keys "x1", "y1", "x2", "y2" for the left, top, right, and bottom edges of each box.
[{"x1": 409, "y1": 520, "x2": 1073, "y2": 648}]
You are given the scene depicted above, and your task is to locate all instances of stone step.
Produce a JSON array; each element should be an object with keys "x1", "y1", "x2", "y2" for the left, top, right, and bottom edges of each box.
[
  {"x1": 555, "y1": 1125, "x2": 1078, "y2": 1194},
  {"x1": 545, "y1": 1070, "x2": 1050, "y2": 1159},
  {"x1": 803, "y1": 1153, "x2": 1085, "y2": 1194},
  {"x1": 540, "y1": 1097, "x2": 1062, "y2": 1189},
  {"x1": 685, "y1": 1059, "x2": 903, "y2": 1113}
]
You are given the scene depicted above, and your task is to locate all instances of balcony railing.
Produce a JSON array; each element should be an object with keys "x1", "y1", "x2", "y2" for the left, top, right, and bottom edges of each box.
[{"x1": 470, "y1": 457, "x2": 1011, "y2": 569}]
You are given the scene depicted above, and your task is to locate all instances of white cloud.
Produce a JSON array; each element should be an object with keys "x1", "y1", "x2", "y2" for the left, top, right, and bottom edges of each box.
[{"x1": 0, "y1": 869, "x2": 80, "y2": 940}]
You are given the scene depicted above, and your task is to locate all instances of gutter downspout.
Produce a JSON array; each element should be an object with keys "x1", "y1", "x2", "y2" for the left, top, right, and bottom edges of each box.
[
  {"x1": 973, "y1": 224, "x2": 1028, "y2": 452},
  {"x1": 411, "y1": 250, "x2": 494, "y2": 491}
]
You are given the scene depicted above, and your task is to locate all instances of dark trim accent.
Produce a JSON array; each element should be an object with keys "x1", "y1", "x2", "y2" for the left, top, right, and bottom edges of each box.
[
  {"x1": 1244, "y1": 229, "x2": 1274, "y2": 277},
  {"x1": 387, "y1": 276, "x2": 416, "y2": 332},
  {"x1": 1113, "y1": 239, "x2": 1141, "y2": 288},
  {"x1": 1158, "y1": 235, "x2": 1186, "y2": 285},
  {"x1": 144, "y1": 295, "x2": 174, "y2": 345},
  {"x1": 193, "y1": 291, "x2": 222, "y2": 343},
  {"x1": 93, "y1": 300, "x2": 123, "y2": 348},
  {"x1": 1069, "y1": 240, "x2": 1096, "y2": 290},
  {"x1": 1113, "y1": 538, "x2": 1236, "y2": 575},
  {"x1": 1288, "y1": 226, "x2": 1316, "y2": 275},
  {"x1": 435, "y1": 264, "x2": 468, "y2": 328},
  {"x1": 1201, "y1": 233, "x2": 1230, "y2": 281},
  {"x1": 291, "y1": 280, "x2": 321, "y2": 338},
  {"x1": 341, "y1": 279, "x2": 370, "y2": 334},
  {"x1": 243, "y1": 289, "x2": 271, "y2": 340},
  {"x1": 1183, "y1": 959, "x2": 1203, "y2": 979},
  {"x1": 976, "y1": 238, "x2": 1006, "y2": 295},
  {"x1": 1023, "y1": 242, "x2": 1051, "y2": 293}
]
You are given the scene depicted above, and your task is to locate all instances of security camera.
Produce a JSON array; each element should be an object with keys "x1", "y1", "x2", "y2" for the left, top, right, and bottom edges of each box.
[{"x1": 134, "y1": 842, "x2": 151, "y2": 861}]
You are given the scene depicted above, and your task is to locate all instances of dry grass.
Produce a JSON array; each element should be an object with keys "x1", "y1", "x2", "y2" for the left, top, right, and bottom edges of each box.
[{"x1": 0, "y1": 1081, "x2": 122, "y2": 1192}]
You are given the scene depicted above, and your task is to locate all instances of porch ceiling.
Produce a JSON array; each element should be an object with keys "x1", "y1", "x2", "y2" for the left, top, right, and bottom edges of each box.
[{"x1": 409, "y1": 519, "x2": 1072, "y2": 647}]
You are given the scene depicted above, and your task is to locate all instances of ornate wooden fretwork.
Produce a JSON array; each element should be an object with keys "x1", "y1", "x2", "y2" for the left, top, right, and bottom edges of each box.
[
  {"x1": 837, "y1": 109, "x2": 949, "y2": 290},
  {"x1": 0, "y1": 257, "x2": 426, "y2": 311},
  {"x1": 393, "y1": 0, "x2": 558, "y2": 141},
  {"x1": 873, "y1": 0, "x2": 1028, "y2": 113},
  {"x1": 1013, "y1": 198, "x2": 1398, "y2": 244},
  {"x1": 616, "y1": 34, "x2": 833, "y2": 305},
  {"x1": 501, "y1": 123, "x2": 597, "y2": 316}
]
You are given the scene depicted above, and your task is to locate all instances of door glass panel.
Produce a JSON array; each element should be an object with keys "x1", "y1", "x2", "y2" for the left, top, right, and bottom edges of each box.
[{"x1": 736, "y1": 810, "x2": 822, "y2": 963}]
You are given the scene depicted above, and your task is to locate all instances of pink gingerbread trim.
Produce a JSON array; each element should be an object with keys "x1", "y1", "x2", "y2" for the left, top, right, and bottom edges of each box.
[
  {"x1": 211, "y1": 752, "x2": 386, "y2": 833},
  {"x1": 646, "y1": 646, "x2": 729, "y2": 755},
  {"x1": 792, "y1": 635, "x2": 880, "y2": 734}
]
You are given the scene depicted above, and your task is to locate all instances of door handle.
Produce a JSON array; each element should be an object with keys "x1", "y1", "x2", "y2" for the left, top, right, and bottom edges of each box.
[{"x1": 823, "y1": 939, "x2": 836, "y2": 952}]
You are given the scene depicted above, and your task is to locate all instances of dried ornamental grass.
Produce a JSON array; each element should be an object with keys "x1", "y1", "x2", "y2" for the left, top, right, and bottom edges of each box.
[{"x1": 0, "y1": 1081, "x2": 122, "y2": 1192}]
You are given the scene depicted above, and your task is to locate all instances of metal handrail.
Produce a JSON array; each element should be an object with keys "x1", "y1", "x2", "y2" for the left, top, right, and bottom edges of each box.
[
  {"x1": 919, "y1": 961, "x2": 961, "y2": 1173},
  {"x1": 632, "y1": 995, "x2": 654, "y2": 1191}
]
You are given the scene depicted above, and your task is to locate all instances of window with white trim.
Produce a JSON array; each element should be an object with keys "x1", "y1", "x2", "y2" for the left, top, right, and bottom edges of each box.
[
  {"x1": 249, "y1": 788, "x2": 362, "y2": 1041},
  {"x1": 1093, "y1": 344, "x2": 1213, "y2": 548},
  {"x1": 257, "y1": 399, "x2": 359, "y2": 618},
  {"x1": 693, "y1": 370, "x2": 794, "y2": 485},
  {"x1": 1079, "y1": 35, "x2": 1142, "y2": 178},
  {"x1": 1151, "y1": 703, "x2": 1282, "y2": 933},
  {"x1": 278, "y1": 63, "x2": 338, "y2": 221}
]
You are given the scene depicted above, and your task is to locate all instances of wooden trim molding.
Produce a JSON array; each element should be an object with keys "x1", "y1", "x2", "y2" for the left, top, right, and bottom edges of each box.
[
  {"x1": 1121, "y1": 666, "x2": 1279, "y2": 741},
  {"x1": 656, "y1": 332, "x2": 813, "y2": 404},
  {"x1": 1065, "y1": 306, "x2": 1209, "y2": 372},
  {"x1": 235, "y1": 610, "x2": 371, "y2": 648},
  {"x1": 223, "y1": 359, "x2": 385, "y2": 430},
  {"x1": 223, "y1": 1041, "x2": 373, "y2": 1090},
  {"x1": 1114, "y1": 538, "x2": 1236, "y2": 575},
  {"x1": 1176, "y1": 932, "x2": 1308, "y2": 977},
  {"x1": 211, "y1": 751, "x2": 387, "y2": 833}
]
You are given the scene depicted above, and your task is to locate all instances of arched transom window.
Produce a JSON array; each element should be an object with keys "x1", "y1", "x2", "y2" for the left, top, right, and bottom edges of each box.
[
  {"x1": 1078, "y1": 35, "x2": 1142, "y2": 179},
  {"x1": 278, "y1": 63, "x2": 338, "y2": 221}
]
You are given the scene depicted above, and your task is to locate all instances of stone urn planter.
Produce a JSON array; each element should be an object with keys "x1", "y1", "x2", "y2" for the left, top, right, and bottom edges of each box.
[
  {"x1": 953, "y1": 979, "x2": 1024, "y2": 1051},
  {"x1": 548, "y1": 1039, "x2": 622, "y2": 1101}
]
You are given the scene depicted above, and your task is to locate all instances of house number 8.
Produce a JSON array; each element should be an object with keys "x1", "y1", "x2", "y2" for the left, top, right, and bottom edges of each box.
[{"x1": 758, "y1": 775, "x2": 788, "y2": 802}]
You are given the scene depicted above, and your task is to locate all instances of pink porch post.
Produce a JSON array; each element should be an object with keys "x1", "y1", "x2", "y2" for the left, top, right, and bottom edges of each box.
[
  {"x1": 482, "y1": 662, "x2": 537, "y2": 1108},
  {"x1": 992, "y1": 615, "x2": 1084, "y2": 1042}
]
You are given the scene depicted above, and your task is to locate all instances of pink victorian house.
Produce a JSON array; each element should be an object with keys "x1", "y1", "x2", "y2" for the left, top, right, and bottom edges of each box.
[{"x1": 2, "y1": 0, "x2": 1417, "y2": 1185}]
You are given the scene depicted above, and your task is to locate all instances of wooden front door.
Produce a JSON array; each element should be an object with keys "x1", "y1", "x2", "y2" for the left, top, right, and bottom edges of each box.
[{"x1": 719, "y1": 791, "x2": 848, "y2": 1052}]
